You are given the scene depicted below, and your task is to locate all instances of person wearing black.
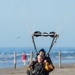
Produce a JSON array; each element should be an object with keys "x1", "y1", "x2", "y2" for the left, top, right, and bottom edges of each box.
[
  {"x1": 26, "y1": 49, "x2": 54, "y2": 75},
  {"x1": 26, "y1": 54, "x2": 45, "y2": 75},
  {"x1": 39, "y1": 49, "x2": 54, "y2": 73}
]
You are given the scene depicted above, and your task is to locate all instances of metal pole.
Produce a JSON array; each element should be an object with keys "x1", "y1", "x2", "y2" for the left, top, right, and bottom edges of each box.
[
  {"x1": 30, "y1": 52, "x2": 33, "y2": 64},
  {"x1": 58, "y1": 50, "x2": 61, "y2": 68},
  {"x1": 14, "y1": 51, "x2": 16, "y2": 69}
]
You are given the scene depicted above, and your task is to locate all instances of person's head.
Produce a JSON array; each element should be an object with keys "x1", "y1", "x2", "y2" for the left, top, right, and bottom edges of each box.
[
  {"x1": 23, "y1": 51, "x2": 25, "y2": 53},
  {"x1": 39, "y1": 48, "x2": 46, "y2": 56},
  {"x1": 37, "y1": 55, "x2": 44, "y2": 63}
]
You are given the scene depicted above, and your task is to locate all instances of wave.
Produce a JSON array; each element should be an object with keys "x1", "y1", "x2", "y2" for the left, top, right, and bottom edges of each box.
[
  {"x1": 0, "y1": 52, "x2": 75, "y2": 58},
  {"x1": 0, "y1": 51, "x2": 75, "y2": 63},
  {"x1": 61, "y1": 51, "x2": 75, "y2": 54},
  {"x1": 62, "y1": 56, "x2": 75, "y2": 59}
]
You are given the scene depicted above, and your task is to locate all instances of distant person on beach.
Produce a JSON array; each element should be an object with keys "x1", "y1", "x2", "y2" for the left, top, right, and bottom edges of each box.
[{"x1": 22, "y1": 51, "x2": 27, "y2": 66}]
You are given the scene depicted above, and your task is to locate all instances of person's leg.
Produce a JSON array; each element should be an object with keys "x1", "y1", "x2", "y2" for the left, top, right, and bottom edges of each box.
[
  {"x1": 26, "y1": 69, "x2": 34, "y2": 75},
  {"x1": 26, "y1": 69, "x2": 30, "y2": 75},
  {"x1": 23, "y1": 60, "x2": 25, "y2": 66}
]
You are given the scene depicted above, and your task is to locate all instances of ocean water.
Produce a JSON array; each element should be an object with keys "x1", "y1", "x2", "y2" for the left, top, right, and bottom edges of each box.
[{"x1": 0, "y1": 47, "x2": 75, "y2": 68}]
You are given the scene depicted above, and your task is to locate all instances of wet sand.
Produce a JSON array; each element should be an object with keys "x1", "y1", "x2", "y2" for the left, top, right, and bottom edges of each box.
[{"x1": 0, "y1": 63, "x2": 75, "y2": 75}]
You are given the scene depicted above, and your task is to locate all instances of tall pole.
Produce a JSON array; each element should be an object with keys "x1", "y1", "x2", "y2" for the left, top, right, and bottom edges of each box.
[
  {"x1": 59, "y1": 50, "x2": 61, "y2": 68},
  {"x1": 14, "y1": 51, "x2": 16, "y2": 69},
  {"x1": 30, "y1": 52, "x2": 33, "y2": 64}
]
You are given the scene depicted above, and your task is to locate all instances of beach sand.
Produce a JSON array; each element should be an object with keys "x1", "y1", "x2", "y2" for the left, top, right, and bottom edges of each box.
[{"x1": 0, "y1": 63, "x2": 75, "y2": 75}]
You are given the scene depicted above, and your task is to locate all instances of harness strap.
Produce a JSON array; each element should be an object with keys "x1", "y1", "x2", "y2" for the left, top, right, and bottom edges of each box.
[{"x1": 32, "y1": 35, "x2": 38, "y2": 54}]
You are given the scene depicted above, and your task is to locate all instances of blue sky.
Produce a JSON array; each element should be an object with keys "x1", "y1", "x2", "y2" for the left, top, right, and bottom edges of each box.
[{"x1": 0, "y1": 0, "x2": 75, "y2": 47}]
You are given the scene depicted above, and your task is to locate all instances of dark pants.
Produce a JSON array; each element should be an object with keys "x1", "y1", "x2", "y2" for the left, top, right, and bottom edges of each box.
[{"x1": 26, "y1": 69, "x2": 49, "y2": 75}]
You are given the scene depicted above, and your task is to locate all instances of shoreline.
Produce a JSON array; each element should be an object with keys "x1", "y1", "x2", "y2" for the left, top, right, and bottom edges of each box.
[
  {"x1": 0, "y1": 62, "x2": 75, "y2": 69},
  {"x1": 0, "y1": 63, "x2": 75, "y2": 75},
  {"x1": 54, "y1": 62, "x2": 75, "y2": 68}
]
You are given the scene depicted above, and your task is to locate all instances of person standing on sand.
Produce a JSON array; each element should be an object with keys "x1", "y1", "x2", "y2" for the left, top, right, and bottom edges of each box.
[{"x1": 22, "y1": 51, "x2": 27, "y2": 66}]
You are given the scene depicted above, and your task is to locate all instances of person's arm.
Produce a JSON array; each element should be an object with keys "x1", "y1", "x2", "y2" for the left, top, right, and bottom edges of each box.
[
  {"x1": 28, "y1": 60, "x2": 37, "y2": 70},
  {"x1": 45, "y1": 57, "x2": 54, "y2": 71}
]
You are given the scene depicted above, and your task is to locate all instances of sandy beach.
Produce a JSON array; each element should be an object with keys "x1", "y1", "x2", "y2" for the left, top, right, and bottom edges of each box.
[{"x1": 0, "y1": 63, "x2": 75, "y2": 75}]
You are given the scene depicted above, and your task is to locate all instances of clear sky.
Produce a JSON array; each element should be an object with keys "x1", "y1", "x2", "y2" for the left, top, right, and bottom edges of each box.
[{"x1": 0, "y1": 0, "x2": 75, "y2": 47}]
